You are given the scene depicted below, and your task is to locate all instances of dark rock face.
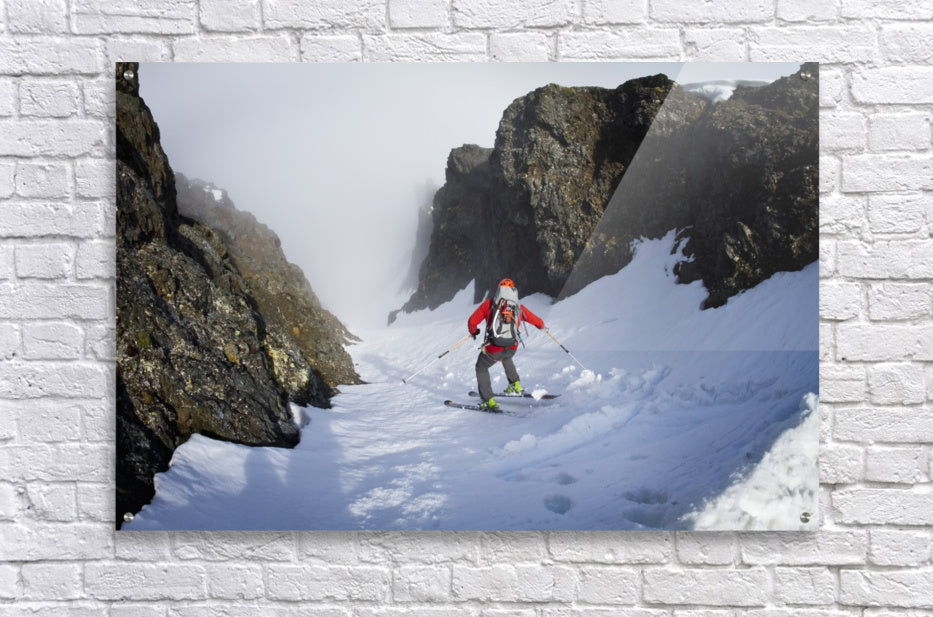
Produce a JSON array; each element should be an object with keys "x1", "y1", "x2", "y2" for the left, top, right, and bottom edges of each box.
[
  {"x1": 403, "y1": 64, "x2": 818, "y2": 311},
  {"x1": 675, "y1": 64, "x2": 820, "y2": 307},
  {"x1": 174, "y1": 174, "x2": 361, "y2": 396},
  {"x1": 402, "y1": 145, "x2": 493, "y2": 312},
  {"x1": 115, "y1": 63, "x2": 360, "y2": 527}
]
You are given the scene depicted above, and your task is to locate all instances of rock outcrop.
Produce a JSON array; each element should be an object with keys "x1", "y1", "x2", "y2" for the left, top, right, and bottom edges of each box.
[
  {"x1": 115, "y1": 63, "x2": 361, "y2": 527},
  {"x1": 402, "y1": 64, "x2": 818, "y2": 311},
  {"x1": 174, "y1": 174, "x2": 361, "y2": 395},
  {"x1": 674, "y1": 64, "x2": 819, "y2": 307},
  {"x1": 402, "y1": 145, "x2": 493, "y2": 312}
]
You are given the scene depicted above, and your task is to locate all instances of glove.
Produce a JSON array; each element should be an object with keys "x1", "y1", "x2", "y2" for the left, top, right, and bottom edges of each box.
[{"x1": 471, "y1": 329, "x2": 480, "y2": 339}]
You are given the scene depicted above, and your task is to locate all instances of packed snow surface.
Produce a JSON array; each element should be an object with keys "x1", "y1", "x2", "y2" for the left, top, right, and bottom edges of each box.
[{"x1": 126, "y1": 232, "x2": 819, "y2": 530}]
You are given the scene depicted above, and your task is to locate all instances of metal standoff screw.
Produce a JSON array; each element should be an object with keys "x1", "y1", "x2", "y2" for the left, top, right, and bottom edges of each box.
[
  {"x1": 800, "y1": 511, "x2": 811, "y2": 523},
  {"x1": 123, "y1": 512, "x2": 135, "y2": 523},
  {"x1": 123, "y1": 69, "x2": 136, "y2": 81}
]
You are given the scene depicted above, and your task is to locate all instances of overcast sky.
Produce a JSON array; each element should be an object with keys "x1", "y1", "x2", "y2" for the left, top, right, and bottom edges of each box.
[{"x1": 139, "y1": 62, "x2": 800, "y2": 329}]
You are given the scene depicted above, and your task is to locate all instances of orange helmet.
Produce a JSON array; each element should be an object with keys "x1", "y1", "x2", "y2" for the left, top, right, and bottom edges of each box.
[{"x1": 499, "y1": 278, "x2": 515, "y2": 288}]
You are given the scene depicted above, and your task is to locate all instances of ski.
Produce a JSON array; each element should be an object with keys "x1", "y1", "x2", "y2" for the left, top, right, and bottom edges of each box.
[
  {"x1": 468, "y1": 390, "x2": 560, "y2": 400},
  {"x1": 444, "y1": 400, "x2": 522, "y2": 416}
]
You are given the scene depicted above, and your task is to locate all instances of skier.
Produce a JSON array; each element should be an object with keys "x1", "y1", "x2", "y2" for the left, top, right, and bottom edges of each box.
[{"x1": 468, "y1": 278, "x2": 546, "y2": 411}]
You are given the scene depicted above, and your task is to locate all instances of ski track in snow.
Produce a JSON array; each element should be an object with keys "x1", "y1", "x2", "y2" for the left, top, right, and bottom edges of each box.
[{"x1": 126, "y1": 232, "x2": 819, "y2": 531}]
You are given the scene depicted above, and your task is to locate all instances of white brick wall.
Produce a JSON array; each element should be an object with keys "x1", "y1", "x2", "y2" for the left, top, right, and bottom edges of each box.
[{"x1": 0, "y1": 0, "x2": 930, "y2": 613}]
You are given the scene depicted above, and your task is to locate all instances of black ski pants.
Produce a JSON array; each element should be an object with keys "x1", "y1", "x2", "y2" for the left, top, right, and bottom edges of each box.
[{"x1": 475, "y1": 347, "x2": 520, "y2": 402}]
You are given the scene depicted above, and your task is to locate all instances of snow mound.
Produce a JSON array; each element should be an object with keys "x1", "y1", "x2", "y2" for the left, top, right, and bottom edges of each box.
[{"x1": 687, "y1": 393, "x2": 820, "y2": 530}]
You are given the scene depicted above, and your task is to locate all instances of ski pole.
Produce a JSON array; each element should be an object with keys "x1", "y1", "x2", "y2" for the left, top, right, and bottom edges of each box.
[
  {"x1": 402, "y1": 334, "x2": 472, "y2": 384},
  {"x1": 544, "y1": 328, "x2": 589, "y2": 372}
]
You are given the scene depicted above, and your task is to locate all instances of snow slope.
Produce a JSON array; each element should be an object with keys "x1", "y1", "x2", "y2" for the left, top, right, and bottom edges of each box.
[{"x1": 125, "y1": 231, "x2": 819, "y2": 531}]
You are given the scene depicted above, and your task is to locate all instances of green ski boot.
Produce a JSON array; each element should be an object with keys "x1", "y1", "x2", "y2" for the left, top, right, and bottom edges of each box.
[
  {"x1": 479, "y1": 397, "x2": 500, "y2": 412},
  {"x1": 505, "y1": 380, "x2": 524, "y2": 395}
]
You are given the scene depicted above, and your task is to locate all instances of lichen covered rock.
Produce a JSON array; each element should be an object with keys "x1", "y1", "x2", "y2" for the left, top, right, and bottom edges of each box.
[{"x1": 174, "y1": 173, "x2": 361, "y2": 397}]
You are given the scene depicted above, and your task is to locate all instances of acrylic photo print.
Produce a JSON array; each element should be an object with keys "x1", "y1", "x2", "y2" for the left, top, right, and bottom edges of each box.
[{"x1": 115, "y1": 61, "x2": 819, "y2": 530}]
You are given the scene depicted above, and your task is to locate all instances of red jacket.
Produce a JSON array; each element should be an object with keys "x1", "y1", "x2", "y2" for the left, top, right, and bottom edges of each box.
[{"x1": 468, "y1": 298, "x2": 545, "y2": 353}]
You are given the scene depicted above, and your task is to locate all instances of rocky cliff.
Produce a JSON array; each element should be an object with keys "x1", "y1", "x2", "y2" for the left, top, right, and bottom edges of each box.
[
  {"x1": 403, "y1": 63, "x2": 818, "y2": 311},
  {"x1": 174, "y1": 173, "x2": 361, "y2": 393},
  {"x1": 673, "y1": 65, "x2": 820, "y2": 307},
  {"x1": 115, "y1": 63, "x2": 361, "y2": 527}
]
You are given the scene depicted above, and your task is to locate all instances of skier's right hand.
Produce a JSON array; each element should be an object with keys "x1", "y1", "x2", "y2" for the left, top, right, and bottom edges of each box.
[{"x1": 471, "y1": 329, "x2": 480, "y2": 339}]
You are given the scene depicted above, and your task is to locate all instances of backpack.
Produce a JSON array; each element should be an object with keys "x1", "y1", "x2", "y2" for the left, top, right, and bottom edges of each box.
[{"x1": 486, "y1": 284, "x2": 522, "y2": 347}]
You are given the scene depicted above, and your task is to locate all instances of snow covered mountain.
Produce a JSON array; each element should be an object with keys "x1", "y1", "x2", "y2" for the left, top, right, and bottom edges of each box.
[{"x1": 125, "y1": 231, "x2": 818, "y2": 531}]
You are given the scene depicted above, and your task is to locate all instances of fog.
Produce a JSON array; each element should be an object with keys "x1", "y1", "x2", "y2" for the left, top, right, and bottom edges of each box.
[{"x1": 139, "y1": 62, "x2": 799, "y2": 329}]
